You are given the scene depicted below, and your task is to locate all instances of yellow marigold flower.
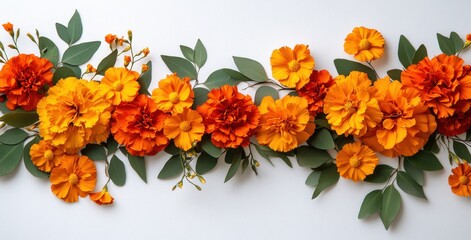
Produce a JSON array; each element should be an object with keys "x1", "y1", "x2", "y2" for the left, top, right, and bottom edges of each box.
[
  {"x1": 90, "y1": 186, "x2": 114, "y2": 205},
  {"x1": 2, "y1": 22, "x2": 13, "y2": 33},
  {"x1": 152, "y1": 73, "x2": 194, "y2": 114},
  {"x1": 29, "y1": 140, "x2": 65, "y2": 172},
  {"x1": 323, "y1": 71, "x2": 382, "y2": 137},
  {"x1": 449, "y1": 163, "x2": 471, "y2": 197},
  {"x1": 164, "y1": 108, "x2": 205, "y2": 151},
  {"x1": 37, "y1": 77, "x2": 112, "y2": 153},
  {"x1": 98, "y1": 67, "x2": 140, "y2": 105},
  {"x1": 270, "y1": 44, "x2": 315, "y2": 89},
  {"x1": 256, "y1": 95, "x2": 315, "y2": 152},
  {"x1": 344, "y1": 26, "x2": 385, "y2": 62},
  {"x1": 336, "y1": 142, "x2": 379, "y2": 182}
]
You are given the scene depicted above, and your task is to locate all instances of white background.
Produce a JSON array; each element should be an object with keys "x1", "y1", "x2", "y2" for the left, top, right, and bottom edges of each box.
[{"x1": 1, "y1": 0, "x2": 470, "y2": 239}]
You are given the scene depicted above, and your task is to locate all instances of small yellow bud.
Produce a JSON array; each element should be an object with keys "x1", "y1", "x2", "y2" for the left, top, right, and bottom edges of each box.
[
  {"x1": 141, "y1": 64, "x2": 149, "y2": 73},
  {"x1": 198, "y1": 176, "x2": 206, "y2": 184},
  {"x1": 195, "y1": 185, "x2": 202, "y2": 191},
  {"x1": 254, "y1": 160, "x2": 260, "y2": 167},
  {"x1": 142, "y1": 47, "x2": 150, "y2": 57},
  {"x1": 127, "y1": 30, "x2": 133, "y2": 42},
  {"x1": 177, "y1": 181, "x2": 183, "y2": 189},
  {"x1": 123, "y1": 45, "x2": 131, "y2": 52},
  {"x1": 0, "y1": 121, "x2": 6, "y2": 129}
]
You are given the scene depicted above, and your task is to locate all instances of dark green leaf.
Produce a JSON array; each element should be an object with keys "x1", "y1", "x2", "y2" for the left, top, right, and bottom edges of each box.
[
  {"x1": 61, "y1": 41, "x2": 101, "y2": 65},
  {"x1": 423, "y1": 132, "x2": 440, "y2": 154},
  {"x1": 39, "y1": 37, "x2": 59, "y2": 66},
  {"x1": 296, "y1": 146, "x2": 331, "y2": 168},
  {"x1": 0, "y1": 143, "x2": 23, "y2": 176},
  {"x1": 0, "y1": 110, "x2": 39, "y2": 128},
  {"x1": 334, "y1": 59, "x2": 377, "y2": 81},
  {"x1": 194, "y1": 39, "x2": 207, "y2": 68},
  {"x1": 0, "y1": 102, "x2": 10, "y2": 114},
  {"x1": 0, "y1": 128, "x2": 28, "y2": 145},
  {"x1": 180, "y1": 45, "x2": 194, "y2": 62},
  {"x1": 204, "y1": 68, "x2": 249, "y2": 89},
  {"x1": 387, "y1": 69, "x2": 402, "y2": 81},
  {"x1": 380, "y1": 185, "x2": 402, "y2": 230},
  {"x1": 253, "y1": 144, "x2": 274, "y2": 166},
  {"x1": 305, "y1": 171, "x2": 321, "y2": 187},
  {"x1": 397, "y1": 171, "x2": 426, "y2": 199},
  {"x1": 312, "y1": 164, "x2": 339, "y2": 199},
  {"x1": 255, "y1": 144, "x2": 292, "y2": 167},
  {"x1": 67, "y1": 10, "x2": 82, "y2": 45},
  {"x1": 201, "y1": 135, "x2": 221, "y2": 158},
  {"x1": 467, "y1": 128, "x2": 471, "y2": 141},
  {"x1": 61, "y1": 63, "x2": 81, "y2": 77},
  {"x1": 233, "y1": 56, "x2": 268, "y2": 82},
  {"x1": 358, "y1": 190, "x2": 382, "y2": 219},
  {"x1": 96, "y1": 50, "x2": 118, "y2": 75},
  {"x1": 138, "y1": 61, "x2": 152, "y2": 95},
  {"x1": 412, "y1": 44, "x2": 428, "y2": 64},
  {"x1": 53, "y1": 67, "x2": 76, "y2": 84},
  {"x1": 241, "y1": 151, "x2": 249, "y2": 174},
  {"x1": 224, "y1": 148, "x2": 243, "y2": 182},
  {"x1": 314, "y1": 118, "x2": 330, "y2": 129},
  {"x1": 255, "y1": 86, "x2": 279, "y2": 105},
  {"x1": 364, "y1": 164, "x2": 395, "y2": 183},
  {"x1": 23, "y1": 136, "x2": 49, "y2": 178},
  {"x1": 192, "y1": 87, "x2": 209, "y2": 110},
  {"x1": 196, "y1": 151, "x2": 218, "y2": 175},
  {"x1": 450, "y1": 32, "x2": 464, "y2": 52},
  {"x1": 128, "y1": 154, "x2": 147, "y2": 183},
  {"x1": 105, "y1": 136, "x2": 119, "y2": 155},
  {"x1": 404, "y1": 150, "x2": 443, "y2": 171},
  {"x1": 55, "y1": 23, "x2": 70, "y2": 44},
  {"x1": 109, "y1": 155, "x2": 126, "y2": 186},
  {"x1": 333, "y1": 134, "x2": 355, "y2": 150},
  {"x1": 309, "y1": 128, "x2": 335, "y2": 150},
  {"x1": 225, "y1": 147, "x2": 243, "y2": 164},
  {"x1": 161, "y1": 55, "x2": 197, "y2": 79},
  {"x1": 453, "y1": 140, "x2": 471, "y2": 161},
  {"x1": 398, "y1": 35, "x2": 416, "y2": 68},
  {"x1": 403, "y1": 159, "x2": 424, "y2": 186},
  {"x1": 164, "y1": 141, "x2": 180, "y2": 156},
  {"x1": 437, "y1": 33, "x2": 456, "y2": 55},
  {"x1": 81, "y1": 144, "x2": 107, "y2": 161},
  {"x1": 157, "y1": 155, "x2": 183, "y2": 179}
]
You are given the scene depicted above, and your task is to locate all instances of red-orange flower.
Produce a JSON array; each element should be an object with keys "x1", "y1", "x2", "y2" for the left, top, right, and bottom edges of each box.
[
  {"x1": 2, "y1": 22, "x2": 13, "y2": 33},
  {"x1": 448, "y1": 163, "x2": 471, "y2": 197},
  {"x1": 437, "y1": 107, "x2": 471, "y2": 136},
  {"x1": 197, "y1": 85, "x2": 260, "y2": 148},
  {"x1": 111, "y1": 94, "x2": 169, "y2": 156},
  {"x1": 0, "y1": 54, "x2": 53, "y2": 110},
  {"x1": 90, "y1": 186, "x2": 114, "y2": 205},
  {"x1": 296, "y1": 69, "x2": 335, "y2": 116},
  {"x1": 105, "y1": 34, "x2": 117, "y2": 44}
]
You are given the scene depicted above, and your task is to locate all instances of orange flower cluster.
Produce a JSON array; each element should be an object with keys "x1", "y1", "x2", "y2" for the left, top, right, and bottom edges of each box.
[{"x1": 296, "y1": 69, "x2": 335, "y2": 116}]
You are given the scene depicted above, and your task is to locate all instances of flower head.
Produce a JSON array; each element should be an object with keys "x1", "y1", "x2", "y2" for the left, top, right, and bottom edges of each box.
[
  {"x1": 0, "y1": 54, "x2": 53, "y2": 110},
  {"x1": 152, "y1": 73, "x2": 194, "y2": 114},
  {"x1": 256, "y1": 95, "x2": 315, "y2": 152},
  {"x1": 112, "y1": 94, "x2": 169, "y2": 156},
  {"x1": 2, "y1": 22, "x2": 13, "y2": 33},
  {"x1": 29, "y1": 140, "x2": 65, "y2": 172},
  {"x1": 336, "y1": 141, "x2": 379, "y2": 182},
  {"x1": 296, "y1": 69, "x2": 335, "y2": 116},
  {"x1": 164, "y1": 108, "x2": 205, "y2": 151},
  {"x1": 50, "y1": 155, "x2": 97, "y2": 203},
  {"x1": 448, "y1": 163, "x2": 471, "y2": 197},
  {"x1": 270, "y1": 44, "x2": 315, "y2": 89},
  {"x1": 90, "y1": 186, "x2": 114, "y2": 205},
  {"x1": 98, "y1": 67, "x2": 140, "y2": 105},
  {"x1": 86, "y1": 64, "x2": 96, "y2": 73},
  {"x1": 105, "y1": 34, "x2": 117, "y2": 44},
  {"x1": 437, "y1": 106, "x2": 471, "y2": 136},
  {"x1": 344, "y1": 26, "x2": 385, "y2": 62}
]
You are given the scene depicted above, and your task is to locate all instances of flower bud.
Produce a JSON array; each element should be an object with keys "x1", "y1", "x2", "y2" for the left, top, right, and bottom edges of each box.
[
  {"x1": 124, "y1": 55, "x2": 131, "y2": 67},
  {"x1": 142, "y1": 47, "x2": 150, "y2": 57},
  {"x1": 141, "y1": 64, "x2": 149, "y2": 73},
  {"x1": 198, "y1": 176, "x2": 206, "y2": 184},
  {"x1": 127, "y1": 30, "x2": 133, "y2": 42},
  {"x1": 86, "y1": 64, "x2": 96, "y2": 73},
  {"x1": 2, "y1": 22, "x2": 13, "y2": 35},
  {"x1": 27, "y1": 33, "x2": 37, "y2": 44},
  {"x1": 105, "y1": 34, "x2": 117, "y2": 44},
  {"x1": 0, "y1": 121, "x2": 6, "y2": 129}
]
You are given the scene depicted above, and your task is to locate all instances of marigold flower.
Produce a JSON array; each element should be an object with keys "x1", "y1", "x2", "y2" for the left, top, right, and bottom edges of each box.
[
  {"x1": 142, "y1": 47, "x2": 150, "y2": 57},
  {"x1": 0, "y1": 54, "x2": 53, "y2": 110},
  {"x1": 152, "y1": 73, "x2": 194, "y2": 114},
  {"x1": 197, "y1": 85, "x2": 260, "y2": 149},
  {"x1": 270, "y1": 44, "x2": 315, "y2": 89},
  {"x1": 2, "y1": 22, "x2": 13, "y2": 33},
  {"x1": 323, "y1": 71, "x2": 382, "y2": 137},
  {"x1": 402, "y1": 54, "x2": 471, "y2": 119},
  {"x1": 296, "y1": 69, "x2": 335, "y2": 116},
  {"x1": 448, "y1": 163, "x2": 471, "y2": 197},
  {"x1": 90, "y1": 186, "x2": 114, "y2": 205},
  {"x1": 256, "y1": 95, "x2": 315, "y2": 152},
  {"x1": 29, "y1": 140, "x2": 65, "y2": 172},
  {"x1": 164, "y1": 108, "x2": 205, "y2": 151},
  {"x1": 344, "y1": 26, "x2": 385, "y2": 62},
  {"x1": 111, "y1": 94, "x2": 169, "y2": 156},
  {"x1": 336, "y1": 141, "x2": 379, "y2": 182},
  {"x1": 37, "y1": 77, "x2": 112, "y2": 153},
  {"x1": 437, "y1": 106, "x2": 471, "y2": 136},
  {"x1": 98, "y1": 67, "x2": 140, "y2": 105},
  {"x1": 50, "y1": 155, "x2": 97, "y2": 203},
  {"x1": 86, "y1": 64, "x2": 96, "y2": 73},
  {"x1": 124, "y1": 55, "x2": 131, "y2": 67},
  {"x1": 105, "y1": 34, "x2": 116, "y2": 44}
]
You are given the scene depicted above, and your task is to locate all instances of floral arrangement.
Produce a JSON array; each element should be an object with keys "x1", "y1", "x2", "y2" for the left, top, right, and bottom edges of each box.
[{"x1": 1, "y1": 11, "x2": 470, "y2": 230}]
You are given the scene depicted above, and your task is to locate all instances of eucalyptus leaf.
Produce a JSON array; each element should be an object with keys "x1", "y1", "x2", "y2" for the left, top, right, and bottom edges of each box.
[
  {"x1": 161, "y1": 55, "x2": 197, "y2": 79},
  {"x1": 296, "y1": 146, "x2": 331, "y2": 168},
  {"x1": 358, "y1": 189, "x2": 382, "y2": 219},
  {"x1": 380, "y1": 185, "x2": 402, "y2": 230},
  {"x1": 397, "y1": 171, "x2": 426, "y2": 199},
  {"x1": 61, "y1": 41, "x2": 101, "y2": 66},
  {"x1": 0, "y1": 110, "x2": 39, "y2": 128},
  {"x1": 201, "y1": 135, "x2": 221, "y2": 158},
  {"x1": 23, "y1": 136, "x2": 49, "y2": 178},
  {"x1": 312, "y1": 164, "x2": 339, "y2": 199},
  {"x1": 106, "y1": 136, "x2": 119, "y2": 155},
  {"x1": 309, "y1": 128, "x2": 335, "y2": 150},
  {"x1": 403, "y1": 159, "x2": 424, "y2": 186},
  {"x1": 128, "y1": 153, "x2": 147, "y2": 183},
  {"x1": 364, "y1": 164, "x2": 394, "y2": 183},
  {"x1": 412, "y1": 44, "x2": 428, "y2": 64},
  {"x1": 157, "y1": 155, "x2": 183, "y2": 179},
  {"x1": 387, "y1": 69, "x2": 402, "y2": 81},
  {"x1": 196, "y1": 151, "x2": 218, "y2": 175},
  {"x1": 164, "y1": 141, "x2": 180, "y2": 156},
  {"x1": 437, "y1": 33, "x2": 456, "y2": 55},
  {"x1": 67, "y1": 10, "x2": 82, "y2": 45},
  {"x1": 334, "y1": 59, "x2": 377, "y2": 81},
  {"x1": 109, "y1": 155, "x2": 126, "y2": 186},
  {"x1": 204, "y1": 68, "x2": 249, "y2": 89},
  {"x1": 61, "y1": 63, "x2": 81, "y2": 77},
  {"x1": 39, "y1": 36, "x2": 59, "y2": 66},
  {"x1": 180, "y1": 45, "x2": 194, "y2": 62},
  {"x1": 81, "y1": 144, "x2": 107, "y2": 161},
  {"x1": 53, "y1": 67, "x2": 76, "y2": 84},
  {"x1": 404, "y1": 150, "x2": 443, "y2": 171},
  {"x1": 398, "y1": 35, "x2": 415, "y2": 68},
  {"x1": 255, "y1": 86, "x2": 279, "y2": 105},
  {"x1": 0, "y1": 128, "x2": 28, "y2": 145},
  {"x1": 453, "y1": 140, "x2": 471, "y2": 161},
  {"x1": 0, "y1": 143, "x2": 24, "y2": 176},
  {"x1": 224, "y1": 148, "x2": 243, "y2": 182},
  {"x1": 192, "y1": 87, "x2": 209, "y2": 110},
  {"x1": 55, "y1": 23, "x2": 70, "y2": 44},
  {"x1": 233, "y1": 56, "x2": 268, "y2": 82},
  {"x1": 255, "y1": 144, "x2": 292, "y2": 167},
  {"x1": 96, "y1": 50, "x2": 118, "y2": 75},
  {"x1": 450, "y1": 32, "x2": 464, "y2": 52},
  {"x1": 194, "y1": 39, "x2": 207, "y2": 68},
  {"x1": 305, "y1": 171, "x2": 321, "y2": 187},
  {"x1": 253, "y1": 144, "x2": 274, "y2": 166}
]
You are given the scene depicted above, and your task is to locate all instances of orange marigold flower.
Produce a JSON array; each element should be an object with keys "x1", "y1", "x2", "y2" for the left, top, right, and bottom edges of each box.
[
  {"x1": 448, "y1": 163, "x2": 471, "y2": 197},
  {"x1": 344, "y1": 26, "x2": 385, "y2": 62},
  {"x1": 164, "y1": 108, "x2": 205, "y2": 151},
  {"x1": 197, "y1": 85, "x2": 260, "y2": 149},
  {"x1": 105, "y1": 34, "x2": 117, "y2": 44},
  {"x1": 111, "y1": 94, "x2": 169, "y2": 156},
  {"x1": 29, "y1": 140, "x2": 65, "y2": 172},
  {"x1": 402, "y1": 54, "x2": 471, "y2": 119},
  {"x1": 360, "y1": 78, "x2": 437, "y2": 157},
  {"x1": 296, "y1": 69, "x2": 335, "y2": 116},
  {"x1": 90, "y1": 186, "x2": 114, "y2": 205},
  {"x1": 152, "y1": 73, "x2": 194, "y2": 114},
  {"x1": 123, "y1": 55, "x2": 131, "y2": 67},
  {"x1": 50, "y1": 155, "x2": 97, "y2": 203},
  {"x1": 256, "y1": 95, "x2": 315, "y2": 152},
  {"x1": 466, "y1": 34, "x2": 471, "y2": 42},
  {"x1": 37, "y1": 77, "x2": 112, "y2": 153},
  {"x1": 270, "y1": 44, "x2": 315, "y2": 89},
  {"x1": 86, "y1": 64, "x2": 96, "y2": 73},
  {"x1": 0, "y1": 54, "x2": 53, "y2": 111},
  {"x1": 437, "y1": 106, "x2": 471, "y2": 136},
  {"x1": 98, "y1": 67, "x2": 140, "y2": 105},
  {"x1": 336, "y1": 141, "x2": 379, "y2": 182},
  {"x1": 2, "y1": 22, "x2": 13, "y2": 33},
  {"x1": 323, "y1": 71, "x2": 382, "y2": 137}
]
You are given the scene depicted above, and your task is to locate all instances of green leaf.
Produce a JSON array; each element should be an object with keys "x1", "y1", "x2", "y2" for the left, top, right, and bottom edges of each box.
[
  {"x1": 201, "y1": 135, "x2": 221, "y2": 158},
  {"x1": 55, "y1": 23, "x2": 70, "y2": 44},
  {"x1": 380, "y1": 185, "x2": 402, "y2": 230},
  {"x1": 53, "y1": 67, "x2": 76, "y2": 84},
  {"x1": 196, "y1": 151, "x2": 218, "y2": 175},
  {"x1": 138, "y1": 61, "x2": 152, "y2": 95},
  {"x1": 333, "y1": 59, "x2": 377, "y2": 81},
  {"x1": 398, "y1": 35, "x2": 416, "y2": 68},
  {"x1": 205, "y1": 69, "x2": 244, "y2": 89},
  {"x1": 296, "y1": 146, "x2": 331, "y2": 168},
  {"x1": 192, "y1": 87, "x2": 209, "y2": 110},
  {"x1": 194, "y1": 39, "x2": 207, "y2": 68},
  {"x1": 81, "y1": 144, "x2": 107, "y2": 161},
  {"x1": 0, "y1": 110, "x2": 39, "y2": 128},
  {"x1": 334, "y1": 134, "x2": 354, "y2": 150},
  {"x1": 106, "y1": 136, "x2": 119, "y2": 155},
  {"x1": 164, "y1": 141, "x2": 180, "y2": 156},
  {"x1": 314, "y1": 118, "x2": 330, "y2": 129},
  {"x1": 255, "y1": 144, "x2": 292, "y2": 167},
  {"x1": 67, "y1": 10, "x2": 82, "y2": 45},
  {"x1": 403, "y1": 159, "x2": 424, "y2": 186},
  {"x1": 423, "y1": 132, "x2": 439, "y2": 154},
  {"x1": 128, "y1": 154, "x2": 147, "y2": 183},
  {"x1": 0, "y1": 128, "x2": 28, "y2": 145},
  {"x1": 309, "y1": 128, "x2": 335, "y2": 150},
  {"x1": 358, "y1": 189, "x2": 382, "y2": 219},
  {"x1": 412, "y1": 44, "x2": 428, "y2": 64},
  {"x1": 404, "y1": 150, "x2": 443, "y2": 171},
  {"x1": 437, "y1": 33, "x2": 456, "y2": 55},
  {"x1": 305, "y1": 171, "x2": 321, "y2": 187},
  {"x1": 312, "y1": 164, "x2": 339, "y2": 199},
  {"x1": 0, "y1": 143, "x2": 24, "y2": 176},
  {"x1": 224, "y1": 148, "x2": 243, "y2": 182},
  {"x1": 364, "y1": 164, "x2": 395, "y2": 183},
  {"x1": 158, "y1": 155, "x2": 183, "y2": 179},
  {"x1": 0, "y1": 102, "x2": 10, "y2": 114},
  {"x1": 397, "y1": 171, "x2": 426, "y2": 199},
  {"x1": 39, "y1": 36, "x2": 59, "y2": 66},
  {"x1": 233, "y1": 56, "x2": 268, "y2": 82},
  {"x1": 225, "y1": 147, "x2": 243, "y2": 164},
  {"x1": 161, "y1": 55, "x2": 197, "y2": 79},
  {"x1": 62, "y1": 63, "x2": 81, "y2": 77},
  {"x1": 453, "y1": 140, "x2": 471, "y2": 161},
  {"x1": 109, "y1": 155, "x2": 126, "y2": 186},
  {"x1": 61, "y1": 41, "x2": 101, "y2": 65},
  {"x1": 96, "y1": 50, "x2": 118, "y2": 75},
  {"x1": 253, "y1": 144, "x2": 274, "y2": 166},
  {"x1": 450, "y1": 32, "x2": 464, "y2": 52},
  {"x1": 180, "y1": 45, "x2": 194, "y2": 62},
  {"x1": 387, "y1": 69, "x2": 402, "y2": 81},
  {"x1": 255, "y1": 86, "x2": 279, "y2": 105},
  {"x1": 23, "y1": 136, "x2": 49, "y2": 178}
]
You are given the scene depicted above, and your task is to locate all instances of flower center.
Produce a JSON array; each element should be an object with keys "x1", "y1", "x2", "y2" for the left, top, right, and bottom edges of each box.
[
  {"x1": 459, "y1": 175, "x2": 469, "y2": 185},
  {"x1": 359, "y1": 39, "x2": 371, "y2": 50},
  {"x1": 43, "y1": 150, "x2": 54, "y2": 161},
  {"x1": 169, "y1": 92, "x2": 180, "y2": 104},
  {"x1": 349, "y1": 155, "x2": 361, "y2": 168},
  {"x1": 113, "y1": 81, "x2": 124, "y2": 91},
  {"x1": 68, "y1": 173, "x2": 79, "y2": 185},
  {"x1": 288, "y1": 60, "x2": 300, "y2": 72},
  {"x1": 179, "y1": 121, "x2": 192, "y2": 132},
  {"x1": 344, "y1": 100, "x2": 357, "y2": 113}
]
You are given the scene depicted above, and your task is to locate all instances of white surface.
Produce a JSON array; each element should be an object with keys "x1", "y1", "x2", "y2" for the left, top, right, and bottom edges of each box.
[{"x1": 1, "y1": 0, "x2": 471, "y2": 239}]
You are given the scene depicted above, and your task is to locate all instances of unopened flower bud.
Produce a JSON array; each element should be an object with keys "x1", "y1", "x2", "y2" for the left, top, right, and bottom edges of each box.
[
  {"x1": 0, "y1": 121, "x2": 6, "y2": 129},
  {"x1": 127, "y1": 30, "x2": 133, "y2": 42},
  {"x1": 141, "y1": 64, "x2": 149, "y2": 73},
  {"x1": 142, "y1": 47, "x2": 150, "y2": 57},
  {"x1": 27, "y1": 33, "x2": 37, "y2": 44},
  {"x1": 105, "y1": 34, "x2": 117, "y2": 44},
  {"x1": 198, "y1": 176, "x2": 206, "y2": 184},
  {"x1": 177, "y1": 181, "x2": 183, "y2": 189},
  {"x1": 254, "y1": 160, "x2": 260, "y2": 167},
  {"x1": 124, "y1": 55, "x2": 131, "y2": 67},
  {"x1": 195, "y1": 185, "x2": 202, "y2": 191},
  {"x1": 2, "y1": 22, "x2": 13, "y2": 33},
  {"x1": 86, "y1": 64, "x2": 96, "y2": 73},
  {"x1": 123, "y1": 45, "x2": 131, "y2": 52},
  {"x1": 7, "y1": 44, "x2": 16, "y2": 50}
]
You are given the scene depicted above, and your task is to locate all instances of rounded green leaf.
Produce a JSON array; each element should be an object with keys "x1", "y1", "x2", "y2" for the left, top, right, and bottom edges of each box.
[
  {"x1": 380, "y1": 185, "x2": 402, "y2": 230},
  {"x1": 398, "y1": 35, "x2": 415, "y2": 68},
  {"x1": 164, "y1": 141, "x2": 180, "y2": 156},
  {"x1": 81, "y1": 144, "x2": 107, "y2": 161},
  {"x1": 224, "y1": 148, "x2": 243, "y2": 183},
  {"x1": 387, "y1": 69, "x2": 402, "y2": 81},
  {"x1": 403, "y1": 159, "x2": 424, "y2": 186},
  {"x1": 296, "y1": 146, "x2": 331, "y2": 168},
  {"x1": 450, "y1": 32, "x2": 464, "y2": 52},
  {"x1": 192, "y1": 87, "x2": 209, "y2": 110},
  {"x1": 437, "y1": 33, "x2": 456, "y2": 55},
  {"x1": 23, "y1": 136, "x2": 49, "y2": 178},
  {"x1": 334, "y1": 58, "x2": 377, "y2": 81},
  {"x1": 453, "y1": 140, "x2": 471, "y2": 161},
  {"x1": 161, "y1": 55, "x2": 197, "y2": 79},
  {"x1": 39, "y1": 36, "x2": 59, "y2": 66},
  {"x1": 62, "y1": 41, "x2": 101, "y2": 65},
  {"x1": 358, "y1": 189, "x2": 382, "y2": 219},
  {"x1": 233, "y1": 56, "x2": 268, "y2": 82},
  {"x1": 0, "y1": 143, "x2": 24, "y2": 176},
  {"x1": 158, "y1": 155, "x2": 183, "y2": 179},
  {"x1": 201, "y1": 135, "x2": 221, "y2": 158},
  {"x1": 397, "y1": 171, "x2": 426, "y2": 199},
  {"x1": 67, "y1": 10, "x2": 83, "y2": 45},
  {"x1": 364, "y1": 164, "x2": 394, "y2": 183},
  {"x1": 0, "y1": 110, "x2": 39, "y2": 128},
  {"x1": 309, "y1": 128, "x2": 335, "y2": 150},
  {"x1": 138, "y1": 61, "x2": 152, "y2": 95},
  {"x1": 196, "y1": 151, "x2": 218, "y2": 175},
  {"x1": 180, "y1": 45, "x2": 194, "y2": 62},
  {"x1": 412, "y1": 44, "x2": 428, "y2": 64},
  {"x1": 127, "y1": 153, "x2": 147, "y2": 183},
  {"x1": 305, "y1": 171, "x2": 321, "y2": 187},
  {"x1": 109, "y1": 155, "x2": 126, "y2": 186},
  {"x1": 204, "y1": 68, "x2": 248, "y2": 89},
  {"x1": 404, "y1": 150, "x2": 443, "y2": 171},
  {"x1": 53, "y1": 67, "x2": 76, "y2": 84},
  {"x1": 55, "y1": 23, "x2": 70, "y2": 44},
  {"x1": 255, "y1": 86, "x2": 279, "y2": 105},
  {"x1": 194, "y1": 39, "x2": 207, "y2": 68},
  {"x1": 0, "y1": 128, "x2": 28, "y2": 145}
]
